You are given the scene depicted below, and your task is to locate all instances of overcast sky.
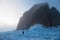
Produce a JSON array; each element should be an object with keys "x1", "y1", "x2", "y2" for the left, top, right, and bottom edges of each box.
[{"x1": 0, "y1": 0, "x2": 60, "y2": 32}]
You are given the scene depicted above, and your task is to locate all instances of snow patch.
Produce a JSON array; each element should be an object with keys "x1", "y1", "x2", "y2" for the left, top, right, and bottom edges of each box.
[{"x1": 0, "y1": 24, "x2": 60, "y2": 40}]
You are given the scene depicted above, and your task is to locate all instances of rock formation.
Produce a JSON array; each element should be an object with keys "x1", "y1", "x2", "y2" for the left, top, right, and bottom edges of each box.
[{"x1": 17, "y1": 3, "x2": 60, "y2": 30}]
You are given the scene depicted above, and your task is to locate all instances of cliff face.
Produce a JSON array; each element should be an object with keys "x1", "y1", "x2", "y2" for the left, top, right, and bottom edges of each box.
[
  {"x1": 50, "y1": 7, "x2": 60, "y2": 26},
  {"x1": 17, "y1": 3, "x2": 60, "y2": 30}
]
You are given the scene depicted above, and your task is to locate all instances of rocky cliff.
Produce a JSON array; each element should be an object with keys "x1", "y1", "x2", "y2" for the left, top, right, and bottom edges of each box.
[{"x1": 17, "y1": 3, "x2": 60, "y2": 30}]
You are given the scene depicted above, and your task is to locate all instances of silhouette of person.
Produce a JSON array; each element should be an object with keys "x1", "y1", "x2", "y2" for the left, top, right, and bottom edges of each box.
[{"x1": 22, "y1": 31, "x2": 24, "y2": 34}]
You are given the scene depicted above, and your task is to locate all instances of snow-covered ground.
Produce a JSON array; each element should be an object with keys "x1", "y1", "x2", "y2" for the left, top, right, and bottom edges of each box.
[{"x1": 0, "y1": 24, "x2": 60, "y2": 40}]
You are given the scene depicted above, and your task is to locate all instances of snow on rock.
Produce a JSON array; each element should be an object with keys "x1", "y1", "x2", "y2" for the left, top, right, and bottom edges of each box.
[{"x1": 0, "y1": 24, "x2": 60, "y2": 40}]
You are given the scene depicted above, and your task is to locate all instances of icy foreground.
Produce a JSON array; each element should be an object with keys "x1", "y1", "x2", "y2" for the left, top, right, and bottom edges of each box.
[{"x1": 0, "y1": 24, "x2": 60, "y2": 40}]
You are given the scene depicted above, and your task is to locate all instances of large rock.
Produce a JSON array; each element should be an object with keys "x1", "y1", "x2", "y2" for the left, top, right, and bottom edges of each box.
[
  {"x1": 50, "y1": 7, "x2": 60, "y2": 26},
  {"x1": 17, "y1": 3, "x2": 60, "y2": 30}
]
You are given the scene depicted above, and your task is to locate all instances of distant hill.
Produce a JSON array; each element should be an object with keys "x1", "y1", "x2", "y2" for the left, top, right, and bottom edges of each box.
[{"x1": 17, "y1": 3, "x2": 60, "y2": 30}]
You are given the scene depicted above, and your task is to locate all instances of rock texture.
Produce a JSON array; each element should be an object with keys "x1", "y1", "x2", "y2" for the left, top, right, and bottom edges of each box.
[{"x1": 17, "y1": 3, "x2": 60, "y2": 30}]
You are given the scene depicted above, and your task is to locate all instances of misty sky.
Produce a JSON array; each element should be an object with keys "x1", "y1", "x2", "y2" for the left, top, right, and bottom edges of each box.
[{"x1": 0, "y1": 0, "x2": 60, "y2": 32}]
